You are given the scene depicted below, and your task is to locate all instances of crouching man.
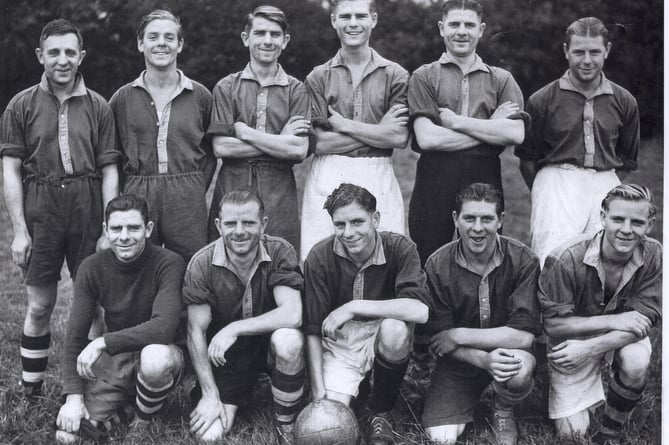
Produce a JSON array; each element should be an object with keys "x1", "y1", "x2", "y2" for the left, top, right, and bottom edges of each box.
[
  {"x1": 423, "y1": 183, "x2": 541, "y2": 445},
  {"x1": 303, "y1": 183, "x2": 430, "y2": 445},
  {"x1": 184, "y1": 190, "x2": 305, "y2": 444},
  {"x1": 539, "y1": 184, "x2": 661, "y2": 444},
  {"x1": 56, "y1": 195, "x2": 186, "y2": 443}
]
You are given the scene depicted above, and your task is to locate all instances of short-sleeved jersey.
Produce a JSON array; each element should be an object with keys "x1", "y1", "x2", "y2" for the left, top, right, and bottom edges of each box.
[
  {"x1": 0, "y1": 74, "x2": 120, "y2": 178},
  {"x1": 110, "y1": 70, "x2": 213, "y2": 176},
  {"x1": 516, "y1": 71, "x2": 639, "y2": 171},
  {"x1": 207, "y1": 63, "x2": 310, "y2": 162},
  {"x1": 303, "y1": 231, "x2": 430, "y2": 336},
  {"x1": 305, "y1": 48, "x2": 409, "y2": 158}
]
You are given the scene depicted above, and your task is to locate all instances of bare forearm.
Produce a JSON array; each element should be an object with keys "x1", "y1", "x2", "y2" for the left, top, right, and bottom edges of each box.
[
  {"x1": 2, "y1": 158, "x2": 28, "y2": 235},
  {"x1": 347, "y1": 298, "x2": 428, "y2": 324},
  {"x1": 212, "y1": 136, "x2": 265, "y2": 158},
  {"x1": 237, "y1": 126, "x2": 308, "y2": 160},
  {"x1": 313, "y1": 129, "x2": 367, "y2": 155},
  {"x1": 544, "y1": 314, "x2": 618, "y2": 338},
  {"x1": 100, "y1": 164, "x2": 119, "y2": 209},
  {"x1": 583, "y1": 330, "x2": 642, "y2": 356},
  {"x1": 449, "y1": 346, "x2": 489, "y2": 369},
  {"x1": 187, "y1": 330, "x2": 220, "y2": 399},
  {"x1": 226, "y1": 306, "x2": 300, "y2": 338},
  {"x1": 337, "y1": 119, "x2": 408, "y2": 149},
  {"x1": 449, "y1": 116, "x2": 524, "y2": 146},
  {"x1": 413, "y1": 118, "x2": 480, "y2": 152},
  {"x1": 450, "y1": 326, "x2": 534, "y2": 351}
]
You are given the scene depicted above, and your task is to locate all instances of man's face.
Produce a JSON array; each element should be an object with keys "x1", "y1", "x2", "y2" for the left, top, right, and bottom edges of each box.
[
  {"x1": 331, "y1": 0, "x2": 377, "y2": 49},
  {"x1": 563, "y1": 34, "x2": 610, "y2": 86},
  {"x1": 216, "y1": 201, "x2": 267, "y2": 258},
  {"x1": 242, "y1": 17, "x2": 289, "y2": 66},
  {"x1": 36, "y1": 33, "x2": 85, "y2": 89},
  {"x1": 601, "y1": 199, "x2": 653, "y2": 257},
  {"x1": 104, "y1": 210, "x2": 153, "y2": 263},
  {"x1": 438, "y1": 9, "x2": 485, "y2": 58},
  {"x1": 332, "y1": 202, "x2": 379, "y2": 262},
  {"x1": 454, "y1": 200, "x2": 503, "y2": 259},
  {"x1": 138, "y1": 19, "x2": 183, "y2": 70}
]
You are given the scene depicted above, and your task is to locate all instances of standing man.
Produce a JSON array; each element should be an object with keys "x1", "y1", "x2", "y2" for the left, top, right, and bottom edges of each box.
[
  {"x1": 0, "y1": 19, "x2": 119, "y2": 398},
  {"x1": 207, "y1": 6, "x2": 310, "y2": 251},
  {"x1": 539, "y1": 184, "x2": 660, "y2": 443},
  {"x1": 303, "y1": 183, "x2": 430, "y2": 445},
  {"x1": 55, "y1": 195, "x2": 185, "y2": 443},
  {"x1": 300, "y1": 0, "x2": 409, "y2": 262},
  {"x1": 422, "y1": 183, "x2": 540, "y2": 445},
  {"x1": 516, "y1": 17, "x2": 640, "y2": 266},
  {"x1": 184, "y1": 190, "x2": 305, "y2": 444},
  {"x1": 110, "y1": 10, "x2": 215, "y2": 262},
  {"x1": 408, "y1": 0, "x2": 525, "y2": 264}
]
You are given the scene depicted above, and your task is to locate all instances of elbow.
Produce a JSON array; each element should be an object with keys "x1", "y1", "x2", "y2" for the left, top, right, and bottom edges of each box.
[
  {"x1": 412, "y1": 302, "x2": 429, "y2": 324},
  {"x1": 288, "y1": 141, "x2": 309, "y2": 161},
  {"x1": 518, "y1": 331, "x2": 535, "y2": 350},
  {"x1": 543, "y1": 317, "x2": 560, "y2": 337},
  {"x1": 505, "y1": 126, "x2": 525, "y2": 145},
  {"x1": 414, "y1": 134, "x2": 437, "y2": 151}
]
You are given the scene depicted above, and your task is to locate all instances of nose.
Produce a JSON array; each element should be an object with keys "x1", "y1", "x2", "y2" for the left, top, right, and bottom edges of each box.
[
  {"x1": 583, "y1": 52, "x2": 592, "y2": 64},
  {"x1": 343, "y1": 223, "x2": 355, "y2": 238},
  {"x1": 349, "y1": 15, "x2": 358, "y2": 26},
  {"x1": 263, "y1": 32, "x2": 273, "y2": 44},
  {"x1": 620, "y1": 219, "x2": 632, "y2": 233},
  {"x1": 456, "y1": 23, "x2": 467, "y2": 34},
  {"x1": 119, "y1": 227, "x2": 130, "y2": 240},
  {"x1": 472, "y1": 218, "x2": 483, "y2": 232},
  {"x1": 56, "y1": 51, "x2": 68, "y2": 65},
  {"x1": 234, "y1": 221, "x2": 245, "y2": 235}
]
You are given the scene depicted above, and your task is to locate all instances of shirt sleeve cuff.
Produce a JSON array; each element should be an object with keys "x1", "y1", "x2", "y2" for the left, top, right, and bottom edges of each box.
[
  {"x1": 542, "y1": 303, "x2": 575, "y2": 319},
  {"x1": 311, "y1": 117, "x2": 332, "y2": 131},
  {"x1": 207, "y1": 122, "x2": 235, "y2": 137}
]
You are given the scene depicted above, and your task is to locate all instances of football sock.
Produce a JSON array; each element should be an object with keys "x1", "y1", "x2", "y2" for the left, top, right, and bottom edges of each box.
[
  {"x1": 21, "y1": 333, "x2": 50, "y2": 395},
  {"x1": 370, "y1": 353, "x2": 409, "y2": 415},
  {"x1": 272, "y1": 367, "x2": 305, "y2": 426},
  {"x1": 601, "y1": 371, "x2": 644, "y2": 434},
  {"x1": 135, "y1": 373, "x2": 174, "y2": 420}
]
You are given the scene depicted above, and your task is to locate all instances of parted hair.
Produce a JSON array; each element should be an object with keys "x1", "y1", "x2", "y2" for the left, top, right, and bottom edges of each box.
[
  {"x1": 601, "y1": 184, "x2": 656, "y2": 218},
  {"x1": 441, "y1": 0, "x2": 483, "y2": 18},
  {"x1": 218, "y1": 189, "x2": 266, "y2": 218},
  {"x1": 105, "y1": 195, "x2": 149, "y2": 225},
  {"x1": 330, "y1": 0, "x2": 377, "y2": 14},
  {"x1": 137, "y1": 9, "x2": 183, "y2": 41},
  {"x1": 244, "y1": 5, "x2": 289, "y2": 34},
  {"x1": 454, "y1": 183, "x2": 504, "y2": 216},
  {"x1": 324, "y1": 183, "x2": 377, "y2": 216},
  {"x1": 565, "y1": 17, "x2": 609, "y2": 47},
  {"x1": 40, "y1": 19, "x2": 83, "y2": 49}
]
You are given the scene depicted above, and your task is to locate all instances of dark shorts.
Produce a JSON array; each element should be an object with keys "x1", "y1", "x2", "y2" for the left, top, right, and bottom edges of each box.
[
  {"x1": 208, "y1": 159, "x2": 299, "y2": 251},
  {"x1": 124, "y1": 171, "x2": 207, "y2": 262},
  {"x1": 422, "y1": 358, "x2": 493, "y2": 427},
  {"x1": 23, "y1": 176, "x2": 102, "y2": 285}
]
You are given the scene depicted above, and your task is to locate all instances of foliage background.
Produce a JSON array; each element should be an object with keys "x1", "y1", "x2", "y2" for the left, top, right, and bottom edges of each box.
[{"x1": 0, "y1": 0, "x2": 663, "y2": 136}]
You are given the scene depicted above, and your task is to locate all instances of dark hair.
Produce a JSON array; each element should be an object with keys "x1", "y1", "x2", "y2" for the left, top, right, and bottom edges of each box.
[
  {"x1": 105, "y1": 195, "x2": 149, "y2": 225},
  {"x1": 331, "y1": 0, "x2": 377, "y2": 14},
  {"x1": 455, "y1": 183, "x2": 504, "y2": 216},
  {"x1": 39, "y1": 19, "x2": 83, "y2": 49},
  {"x1": 601, "y1": 184, "x2": 656, "y2": 218},
  {"x1": 441, "y1": 0, "x2": 483, "y2": 18},
  {"x1": 218, "y1": 189, "x2": 265, "y2": 218},
  {"x1": 137, "y1": 10, "x2": 183, "y2": 41},
  {"x1": 323, "y1": 183, "x2": 376, "y2": 216},
  {"x1": 244, "y1": 5, "x2": 289, "y2": 34},
  {"x1": 565, "y1": 17, "x2": 609, "y2": 47}
]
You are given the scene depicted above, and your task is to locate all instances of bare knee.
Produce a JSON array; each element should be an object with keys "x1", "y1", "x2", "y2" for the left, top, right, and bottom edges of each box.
[
  {"x1": 425, "y1": 424, "x2": 465, "y2": 444},
  {"x1": 139, "y1": 344, "x2": 183, "y2": 387},
  {"x1": 506, "y1": 350, "x2": 536, "y2": 392},
  {"x1": 271, "y1": 328, "x2": 304, "y2": 369},
  {"x1": 24, "y1": 284, "x2": 58, "y2": 332},
  {"x1": 615, "y1": 342, "x2": 651, "y2": 387},
  {"x1": 376, "y1": 319, "x2": 411, "y2": 360},
  {"x1": 554, "y1": 410, "x2": 590, "y2": 437}
]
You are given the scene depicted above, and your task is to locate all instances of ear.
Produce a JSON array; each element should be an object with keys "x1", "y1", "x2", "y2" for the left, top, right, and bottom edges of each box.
[
  {"x1": 372, "y1": 210, "x2": 380, "y2": 228},
  {"x1": 102, "y1": 221, "x2": 108, "y2": 235},
  {"x1": 497, "y1": 212, "x2": 505, "y2": 230},
  {"x1": 479, "y1": 22, "x2": 486, "y2": 37},
  {"x1": 331, "y1": 13, "x2": 336, "y2": 29},
  {"x1": 241, "y1": 31, "x2": 250, "y2": 48},
  {"x1": 438, "y1": 21, "x2": 445, "y2": 38},
  {"x1": 603, "y1": 41, "x2": 612, "y2": 59},
  {"x1": 563, "y1": 42, "x2": 569, "y2": 60},
  {"x1": 600, "y1": 209, "x2": 607, "y2": 226},
  {"x1": 646, "y1": 217, "x2": 655, "y2": 235},
  {"x1": 281, "y1": 33, "x2": 290, "y2": 50},
  {"x1": 145, "y1": 221, "x2": 154, "y2": 238},
  {"x1": 177, "y1": 38, "x2": 184, "y2": 54},
  {"x1": 214, "y1": 218, "x2": 223, "y2": 236},
  {"x1": 370, "y1": 12, "x2": 378, "y2": 28},
  {"x1": 35, "y1": 47, "x2": 44, "y2": 65},
  {"x1": 260, "y1": 216, "x2": 269, "y2": 233},
  {"x1": 78, "y1": 49, "x2": 86, "y2": 65}
]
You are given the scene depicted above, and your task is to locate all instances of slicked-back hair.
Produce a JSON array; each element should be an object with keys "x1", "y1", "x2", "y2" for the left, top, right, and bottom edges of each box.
[
  {"x1": 441, "y1": 0, "x2": 483, "y2": 18},
  {"x1": 39, "y1": 19, "x2": 83, "y2": 50},
  {"x1": 565, "y1": 17, "x2": 609, "y2": 48},
  {"x1": 455, "y1": 183, "x2": 504, "y2": 217},
  {"x1": 218, "y1": 189, "x2": 266, "y2": 218},
  {"x1": 324, "y1": 183, "x2": 377, "y2": 216},
  {"x1": 105, "y1": 195, "x2": 149, "y2": 225},
  {"x1": 244, "y1": 5, "x2": 289, "y2": 34},
  {"x1": 137, "y1": 9, "x2": 183, "y2": 41},
  {"x1": 331, "y1": 0, "x2": 377, "y2": 14},
  {"x1": 601, "y1": 184, "x2": 656, "y2": 218}
]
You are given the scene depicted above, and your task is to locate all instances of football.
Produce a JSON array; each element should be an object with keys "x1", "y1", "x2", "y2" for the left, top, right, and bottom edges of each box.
[{"x1": 294, "y1": 399, "x2": 360, "y2": 445}]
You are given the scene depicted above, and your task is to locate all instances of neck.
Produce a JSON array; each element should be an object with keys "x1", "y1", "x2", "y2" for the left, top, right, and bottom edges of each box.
[
  {"x1": 48, "y1": 79, "x2": 77, "y2": 102},
  {"x1": 225, "y1": 245, "x2": 258, "y2": 271},
  {"x1": 144, "y1": 67, "x2": 179, "y2": 88},
  {"x1": 339, "y1": 45, "x2": 371, "y2": 66},
  {"x1": 249, "y1": 60, "x2": 279, "y2": 84},
  {"x1": 449, "y1": 52, "x2": 477, "y2": 71},
  {"x1": 568, "y1": 70, "x2": 601, "y2": 94},
  {"x1": 601, "y1": 239, "x2": 634, "y2": 266}
]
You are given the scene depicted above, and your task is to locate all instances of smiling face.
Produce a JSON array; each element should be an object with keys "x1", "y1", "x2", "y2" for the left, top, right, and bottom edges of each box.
[
  {"x1": 454, "y1": 200, "x2": 503, "y2": 260},
  {"x1": 216, "y1": 201, "x2": 268, "y2": 259},
  {"x1": 104, "y1": 209, "x2": 153, "y2": 263},
  {"x1": 242, "y1": 17, "x2": 289, "y2": 67},
  {"x1": 438, "y1": 8, "x2": 484, "y2": 59},
  {"x1": 137, "y1": 18, "x2": 183, "y2": 70},
  {"x1": 600, "y1": 199, "x2": 654, "y2": 259},
  {"x1": 36, "y1": 33, "x2": 86, "y2": 90},
  {"x1": 331, "y1": 0, "x2": 377, "y2": 50},
  {"x1": 563, "y1": 34, "x2": 610, "y2": 88},
  {"x1": 332, "y1": 202, "x2": 379, "y2": 263}
]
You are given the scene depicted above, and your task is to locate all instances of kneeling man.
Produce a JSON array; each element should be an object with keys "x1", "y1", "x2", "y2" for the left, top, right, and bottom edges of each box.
[
  {"x1": 184, "y1": 190, "x2": 304, "y2": 444},
  {"x1": 540, "y1": 184, "x2": 661, "y2": 443},
  {"x1": 56, "y1": 195, "x2": 186, "y2": 442},
  {"x1": 423, "y1": 183, "x2": 541, "y2": 445},
  {"x1": 303, "y1": 183, "x2": 430, "y2": 445}
]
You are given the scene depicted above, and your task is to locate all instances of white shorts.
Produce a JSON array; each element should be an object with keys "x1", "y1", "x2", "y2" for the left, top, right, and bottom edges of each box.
[
  {"x1": 322, "y1": 319, "x2": 382, "y2": 397},
  {"x1": 547, "y1": 336, "x2": 651, "y2": 419},
  {"x1": 530, "y1": 164, "x2": 620, "y2": 266},
  {"x1": 300, "y1": 155, "x2": 405, "y2": 261}
]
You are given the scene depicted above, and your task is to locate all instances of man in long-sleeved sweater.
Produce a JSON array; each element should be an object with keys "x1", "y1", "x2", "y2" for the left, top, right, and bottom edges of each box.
[{"x1": 55, "y1": 195, "x2": 186, "y2": 443}]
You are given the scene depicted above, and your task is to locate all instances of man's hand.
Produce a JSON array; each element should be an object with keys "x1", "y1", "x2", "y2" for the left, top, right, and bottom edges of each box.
[
  {"x1": 208, "y1": 326, "x2": 238, "y2": 367},
  {"x1": 379, "y1": 104, "x2": 409, "y2": 127},
  {"x1": 56, "y1": 394, "x2": 89, "y2": 434},
  {"x1": 612, "y1": 311, "x2": 651, "y2": 338},
  {"x1": 429, "y1": 329, "x2": 459, "y2": 357},
  {"x1": 281, "y1": 115, "x2": 311, "y2": 136},
  {"x1": 327, "y1": 106, "x2": 349, "y2": 133},
  {"x1": 483, "y1": 348, "x2": 522, "y2": 382},
  {"x1": 438, "y1": 107, "x2": 458, "y2": 128},
  {"x1": 189, "y1": 396, "x2": 228, "y2": 439},
  {"x1": 11, "y1": 231, "x2": 32, "y2": 268},
  {"x1": 547, "y1": 339, "x2": 591, "y2": 370},
  {"x1": 490, "y1": 101, "x2": 520, "y2": 120},
  {"x1": 233, "y1": 122, "x2": 251, "y2": 140},
  {"x1": 95, "y1": 235, "x2": 110, "y2": 252},
  {"x1": 77, "y1": 337, "x2": 106, "y2": 380},
  {"x1": 311, "y1": 387, "x2": 327, "y2": 402},
  {"x1": 321, "y1": 303, "x2": 354, "y2": 340}
]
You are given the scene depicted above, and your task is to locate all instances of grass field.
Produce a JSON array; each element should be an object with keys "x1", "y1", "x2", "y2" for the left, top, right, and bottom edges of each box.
[{"x1": 0, "y1": 138, "x2": 663, "y2": 444}]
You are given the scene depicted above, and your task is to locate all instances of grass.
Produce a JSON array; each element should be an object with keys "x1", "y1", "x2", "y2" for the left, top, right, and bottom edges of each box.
[{"x1": 0, "y1": 137, "x2": 662, "y2": 444}]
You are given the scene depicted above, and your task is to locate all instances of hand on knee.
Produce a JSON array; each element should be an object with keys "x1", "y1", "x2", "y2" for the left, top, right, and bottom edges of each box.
[{"x1": 505, "y1": 350, "x2": 536, "y2": 393}]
